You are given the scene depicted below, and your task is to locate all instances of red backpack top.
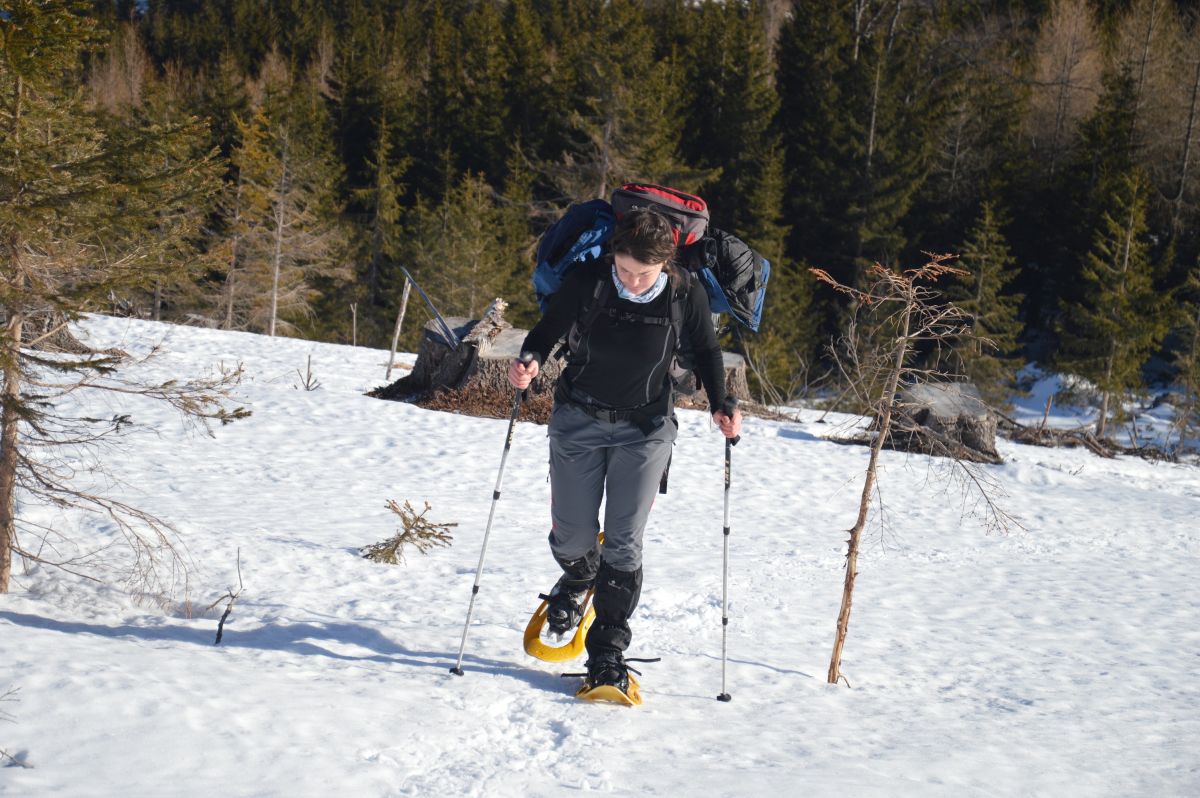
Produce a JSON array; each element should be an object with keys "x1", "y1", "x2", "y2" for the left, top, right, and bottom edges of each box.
[{"x1": 610, "y1": 183, "x2": 709, "y2": 247}]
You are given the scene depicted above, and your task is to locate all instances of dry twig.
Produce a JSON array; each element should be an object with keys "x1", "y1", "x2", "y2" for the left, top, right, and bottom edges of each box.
[{"x1": 362, "y1": 501, "x2": 456, "y2": 565}]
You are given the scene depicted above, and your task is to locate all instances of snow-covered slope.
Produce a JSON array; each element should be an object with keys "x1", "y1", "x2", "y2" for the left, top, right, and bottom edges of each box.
[{"x1": 1, "y1": 315, "x2": 1197, "y2": 797}]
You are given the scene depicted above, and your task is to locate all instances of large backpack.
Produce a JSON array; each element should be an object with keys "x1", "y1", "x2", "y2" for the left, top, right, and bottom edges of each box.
[
  {"x1": 533, "y1": 183, "x2": 770, "y2": 338},
  {"x1": 533, "y1": 199, "x2": 614, "y2": 313},
  {"x1": 686, "y1": 227, "x2": 771, "y2": 332}
]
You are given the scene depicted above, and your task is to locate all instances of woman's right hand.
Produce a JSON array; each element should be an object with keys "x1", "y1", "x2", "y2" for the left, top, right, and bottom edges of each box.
[{"x1": 508, "y1": 357, "x2": 539, "y2": 389}]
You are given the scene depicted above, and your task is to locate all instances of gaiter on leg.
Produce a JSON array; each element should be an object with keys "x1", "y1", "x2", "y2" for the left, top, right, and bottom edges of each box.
[
  {"x1": 586, "y1": 560, "x2": 643, "y2": 656},
  {"x1": 553, "y1": 544, "x2": 600, "y2": 592}
]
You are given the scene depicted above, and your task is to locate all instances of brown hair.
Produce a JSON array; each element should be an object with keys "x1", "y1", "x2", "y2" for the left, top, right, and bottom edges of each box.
[{"x1": 611, "y1": 208, "x2": 677, "y2": 272}]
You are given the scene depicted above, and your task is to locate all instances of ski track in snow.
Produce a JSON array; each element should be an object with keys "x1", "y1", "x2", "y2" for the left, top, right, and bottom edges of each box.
[{"x1": 1, "y1": 315, "x2": 1198, "y2": 797}]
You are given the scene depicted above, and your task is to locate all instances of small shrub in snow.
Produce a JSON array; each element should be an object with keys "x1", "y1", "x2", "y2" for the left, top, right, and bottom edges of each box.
[
  {"x1": 295, "y1": 355, "x2": 320, "y2": 391},
  {"x1": 0, "y1": 686, "x2": 29, "y2": 768},
  {"x1": 362, "y1": 501, "x2": 455, "y2": 565}
]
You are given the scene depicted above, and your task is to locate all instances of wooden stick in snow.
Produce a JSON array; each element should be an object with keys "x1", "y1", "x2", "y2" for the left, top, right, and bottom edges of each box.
[{"x1": 386, "y1": 278, "x2": 412, "y2": 381}]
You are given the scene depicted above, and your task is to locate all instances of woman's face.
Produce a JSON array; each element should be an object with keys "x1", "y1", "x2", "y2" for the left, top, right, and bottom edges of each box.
[{"x1": 614, "y1": 253, "x2": 666, "y2": 295}]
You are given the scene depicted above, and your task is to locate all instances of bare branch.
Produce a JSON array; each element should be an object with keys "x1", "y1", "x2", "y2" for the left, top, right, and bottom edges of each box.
[{"x1": 210, "y1": 549, "x2": 243, "y2": 645}]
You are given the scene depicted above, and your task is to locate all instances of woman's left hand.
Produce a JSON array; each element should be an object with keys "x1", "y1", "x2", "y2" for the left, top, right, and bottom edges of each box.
[{"x1": 712, "y1": 407, "x2": 742, "y2": 439}]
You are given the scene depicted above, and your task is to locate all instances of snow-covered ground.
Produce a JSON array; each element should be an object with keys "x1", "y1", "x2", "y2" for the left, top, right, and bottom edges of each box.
[{"x1": 1, "y1": 315, "x2": 1197, "y2": 797}]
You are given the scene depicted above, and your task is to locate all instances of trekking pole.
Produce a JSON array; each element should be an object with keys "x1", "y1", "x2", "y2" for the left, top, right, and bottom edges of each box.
[
  {"x1": 450, "y1": 352, "x2": 534, "y2": 676},
  {"x1": 717, "y1": 396, "x2": 740, "y2": 702}
]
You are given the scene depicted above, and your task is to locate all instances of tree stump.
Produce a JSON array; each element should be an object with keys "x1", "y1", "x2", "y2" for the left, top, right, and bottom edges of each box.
[
  {"x1": 888, "y1": 382, "x2": 1002, "y2": 464},
  {"x1": 369, "y1": 299, "x2": 751, "y2": 423},
  {"x1": 369, "y1": 299, "x2": 555, "y2": 421},
  {"x1": 674, "y1": 352, "x2": 751, "y2": 412}
]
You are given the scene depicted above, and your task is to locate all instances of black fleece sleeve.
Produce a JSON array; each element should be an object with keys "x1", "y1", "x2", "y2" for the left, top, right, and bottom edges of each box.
[
  {"x1": 519, "y1": 265, "x2": 596, "y2": 366},
  {"x1": 683, "y1": 280, "x2": 727, "y2": 414}
]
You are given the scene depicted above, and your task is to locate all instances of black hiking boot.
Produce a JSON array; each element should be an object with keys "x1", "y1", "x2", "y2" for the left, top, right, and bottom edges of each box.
[
  {"x1": 540, "y1": 578, "x2": 590, "y2": 637},
  {"x1": 584, "y1": 650, "x2": 629, "y2": 693}
]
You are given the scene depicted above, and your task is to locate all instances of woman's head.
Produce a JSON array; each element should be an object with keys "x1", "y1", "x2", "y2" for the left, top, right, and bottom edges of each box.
[
  {"x1": 612, "y1": 208, "x2": 677, "y2": 268},
  {"x1": 610, "y1": 208, "x2": 677, "y2": 294}
]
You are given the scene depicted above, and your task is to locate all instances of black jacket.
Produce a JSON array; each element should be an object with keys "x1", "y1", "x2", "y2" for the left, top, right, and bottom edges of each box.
[{"x1": 522, "y1": 259, "x2": 727, "y2": 415}]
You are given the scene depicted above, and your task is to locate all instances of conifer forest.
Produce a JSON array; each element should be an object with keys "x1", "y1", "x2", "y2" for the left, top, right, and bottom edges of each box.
[{"x1": 5, "y1": 0, "x2": 1200, "y2": 415}]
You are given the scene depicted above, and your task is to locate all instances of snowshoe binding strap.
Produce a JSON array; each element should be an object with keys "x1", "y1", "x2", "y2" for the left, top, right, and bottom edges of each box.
[
  {"x1": 569, "y1": 653, "x2": 644, "y2": 706},
  {"x1": 523, "y1": 588, "x2": 595, "y2": 662},
  {"x1": 540, "y1": 588, "x2": 588, "y2": 637},
  {"x1": 565, "y1": 653, "x2": 660, "y2": 706},
  {"x1": 575, "y1": 671, "x2": 642, "y2": 706}
]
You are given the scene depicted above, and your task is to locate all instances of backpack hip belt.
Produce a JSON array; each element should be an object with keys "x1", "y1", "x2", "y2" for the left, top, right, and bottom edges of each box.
[{"x1": 559, "y1": 383, "x2": 669, "y2": 431}]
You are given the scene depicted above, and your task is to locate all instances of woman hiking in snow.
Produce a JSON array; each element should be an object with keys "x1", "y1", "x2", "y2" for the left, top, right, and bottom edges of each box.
[{"x1": 508, "y1": 207, "x2": 742, "y2": 698}]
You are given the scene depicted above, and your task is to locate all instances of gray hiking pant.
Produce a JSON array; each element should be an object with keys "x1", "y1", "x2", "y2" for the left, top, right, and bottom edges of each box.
[{"x1": 547, "y1": 402, "x2": 677, "y2": 573}]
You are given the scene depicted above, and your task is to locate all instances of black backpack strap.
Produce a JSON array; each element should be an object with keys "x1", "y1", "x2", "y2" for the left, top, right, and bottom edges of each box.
[
  {"x1": 669, "y1": 270, "x2": 692, "y2": 366},
  {"x1": 599, "y1": 307, "x2": 672, "y2": 326},
  {"x1": 581, "y1": 275, "x2": 615, "y2": 331},
  {"x1": 557, "y1": 275, "x2": 614, "y2": 360}
]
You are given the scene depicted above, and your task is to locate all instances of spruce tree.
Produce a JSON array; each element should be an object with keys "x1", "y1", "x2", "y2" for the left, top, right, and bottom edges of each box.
[
  {"x1": 458, "y1": 0, "x2": 511, "y2": 182},
  {"x1": 1027, "y1": 66, "x2": 1141, "y2": 358},
  {"x1": 198, "y1": 49, "x2": 252, "y2": 160},
  {"x1": 328, "y1": 0, "x2": 391, "y2": 193},
  {"x1": 550, "y1": 0, "x2": 710, "y2": 200},
  {"x1": 89, "y1": 23, "x2": 221, "y2": 322},
  {"x1": 145, "y1": 0, "x2": 232, "y2": 72},
  {"x1": 503, "y1": 0, "x2": 564, "y2": 162},
  {"x1": 1059, "y1": 169, "x2": 1169, "y2": 437},
  {"x1": 776, "y1": 1, "x2": 937, "y2": 339},
  {"x1": 495, "y1": 142, "x2": 540, "y2": 331},
  {"x1": 908, "y1": 11, "x2": 1025, "y2": 255},
  {"x1": 338, "y1": 44, "x2": 417, "y2": 347},
  {"x1": 391, "y1": 1, "x2": 508, "y2": 193},
  {"x1": 1073, "y1": 67, "x2": 1139, "y2": 201},
  {"x1": 948, "y1": 202, "x2": 1026, "y2": 407},
  {"x1": 226, "y1": 51, "x2": 349, "y2": 337},
  {"x1": 740, "y1": 258, "x2": 817, "y2": 404},
  {"x1": 352, "y1": 108, "x2": 410, "y2": 312},
  {"x1": 1, "y1": 0, "x2": 235, "y2": 593},
  {"x1": 659, "y1": 2, "x2": 806, "y2": 391},
  {"x1": 408, "y1": 2, "x2": 467, "y2": 200},
  {"x1": 402, "y1": 170, "x2": 514, "y2": 326},
  {"x1": 1012, "y1": 61, "x2": 1139, "y2": 361},
  {"x1": 228, "y1": 0, "x2": 284, "y2": 73},
  {"x1": 680, "y1": 1, "x2": 779, "y2": 236}
]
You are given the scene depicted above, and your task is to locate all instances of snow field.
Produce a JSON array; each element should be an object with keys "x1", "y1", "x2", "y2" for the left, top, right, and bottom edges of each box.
[{"x1": 0, "y1": 315, "x2": 1197, "y2": 797}]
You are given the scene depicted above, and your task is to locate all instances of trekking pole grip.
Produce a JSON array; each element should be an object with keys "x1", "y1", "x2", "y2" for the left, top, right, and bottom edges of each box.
[
  {"x1": 518, "y1": 351, "x2": 535, "y2": 399},
  {"x1": 722, "y1": 396, "x2": 741, "y2": 446}
]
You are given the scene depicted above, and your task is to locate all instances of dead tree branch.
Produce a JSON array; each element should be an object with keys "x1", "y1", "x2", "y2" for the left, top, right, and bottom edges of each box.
[{"x1": 208, "y1": 549, "x2": 244, "y2": 645}]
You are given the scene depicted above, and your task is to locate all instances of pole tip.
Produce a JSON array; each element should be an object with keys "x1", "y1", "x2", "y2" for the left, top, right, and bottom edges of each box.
[
  {"x1": 717, "y1": 693, "x2": 732, "y2": 702},
  {"x1": 449, "y1": 667, "x2": 465, "y2": 676}
]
